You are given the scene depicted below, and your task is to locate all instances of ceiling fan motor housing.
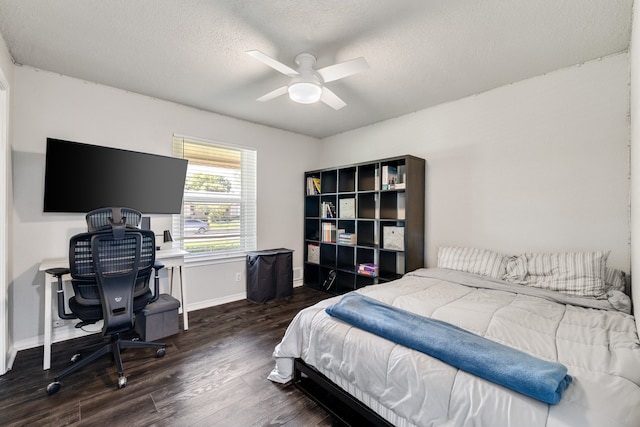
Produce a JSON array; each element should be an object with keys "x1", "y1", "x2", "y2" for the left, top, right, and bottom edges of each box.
[{"x1": 288, "y1": 53, "x2": 323, "y2": 103}]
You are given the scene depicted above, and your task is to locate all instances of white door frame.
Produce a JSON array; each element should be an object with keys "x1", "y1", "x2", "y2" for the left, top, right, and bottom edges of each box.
[{"x1": 0, "y1": 72, "x2": 9, "y2": 375}]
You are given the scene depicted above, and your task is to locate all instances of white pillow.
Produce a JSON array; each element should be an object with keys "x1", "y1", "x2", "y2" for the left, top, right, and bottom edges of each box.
[
  {"x1": 503, "y1": 255, "x2": 528, "y2": 284},
  {"x1": 524, "y1": 251, "x2": 609, "y2": 297},
  {"x1": 437, "y1": 247, "x2": 509, "y2": 279}
]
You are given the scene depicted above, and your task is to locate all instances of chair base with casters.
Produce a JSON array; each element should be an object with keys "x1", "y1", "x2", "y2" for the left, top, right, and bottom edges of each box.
[
  {"x1": 45, "y1": 222, "x2": 169, "y2": 395},
  {"x1": 46, "y1": 332, "x2": 166, "y2": 394}
]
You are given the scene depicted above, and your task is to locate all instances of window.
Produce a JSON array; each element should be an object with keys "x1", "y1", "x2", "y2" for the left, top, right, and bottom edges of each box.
[{"x1": 173, "y1": 136, "x2": 256, "y2": 260}]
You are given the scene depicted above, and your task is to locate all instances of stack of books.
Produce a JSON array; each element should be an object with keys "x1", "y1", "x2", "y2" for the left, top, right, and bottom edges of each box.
[
  {"x1": 357, "y1": 263, "x2": 379, "y2": 277},
  {"x1": 338, "y1": 232, "x2": 356, "y2": 245}
]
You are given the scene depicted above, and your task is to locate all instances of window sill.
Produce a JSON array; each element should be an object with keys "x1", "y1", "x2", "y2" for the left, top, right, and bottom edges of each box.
[{"x1": 184, "y1": 251, "x2": 248, "y2": 268}]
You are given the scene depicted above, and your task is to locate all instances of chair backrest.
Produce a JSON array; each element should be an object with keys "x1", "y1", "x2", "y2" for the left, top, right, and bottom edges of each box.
[{"x1": 69, "y1": 219, "x2": 156, "y2": 336}]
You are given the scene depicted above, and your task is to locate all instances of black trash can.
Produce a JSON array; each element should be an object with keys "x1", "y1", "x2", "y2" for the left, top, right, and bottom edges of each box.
[{"x1": 246, "y1": 248, "x2": 294, "y2": 303}]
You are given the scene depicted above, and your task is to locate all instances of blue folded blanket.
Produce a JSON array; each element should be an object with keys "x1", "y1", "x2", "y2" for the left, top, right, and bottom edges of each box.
[{"x1": 325, "y1": 293, "x2": 572, "y2": 404}]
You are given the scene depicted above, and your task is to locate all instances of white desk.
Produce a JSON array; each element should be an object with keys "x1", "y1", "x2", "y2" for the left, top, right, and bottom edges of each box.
[{"x1": 39, "y1": 248, "x2": 189, "y2": 370}]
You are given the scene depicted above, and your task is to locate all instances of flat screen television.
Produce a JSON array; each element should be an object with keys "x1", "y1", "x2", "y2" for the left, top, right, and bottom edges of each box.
[{"x1": 44, "y1": 138, "x2": 188, "y2": 214}]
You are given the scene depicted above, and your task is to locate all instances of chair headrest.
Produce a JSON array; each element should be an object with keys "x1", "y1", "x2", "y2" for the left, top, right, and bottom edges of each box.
[{"x1": 86, "y1": 207, "x2": 142, "y2": 232}]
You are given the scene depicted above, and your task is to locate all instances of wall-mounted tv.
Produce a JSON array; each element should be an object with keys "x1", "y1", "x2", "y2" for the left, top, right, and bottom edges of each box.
[{"x1": 44, "y1": 138, "x2": 188, "y2": 214}]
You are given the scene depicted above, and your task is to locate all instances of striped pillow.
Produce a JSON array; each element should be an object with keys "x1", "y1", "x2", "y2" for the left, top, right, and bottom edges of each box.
[
  {"x1": 604, "y1": 267, "x2": 626, "y2": 293},
  {"x1": 437, "y1": 247, "x2": 509, "y2": 279},
  {"x1": 525, "y1": 251, "x2": 609, "y2": 297}
]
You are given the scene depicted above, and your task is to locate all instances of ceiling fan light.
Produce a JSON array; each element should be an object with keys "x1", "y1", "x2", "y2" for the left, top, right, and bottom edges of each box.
[{"x1": 288, "y1": 82, "x2": 322, "y2": 104}]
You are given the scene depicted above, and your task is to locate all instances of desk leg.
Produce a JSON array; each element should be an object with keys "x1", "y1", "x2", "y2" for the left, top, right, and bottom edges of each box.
[
  {"x1": 43, "y1": 273, "x2": 53, "y2": 370},
  {"x1": 179, "y1": 266, "x2": 189, "y2": 330},
  {"x1": 167, "y1": 266, "x2": 174, "y2": 296}
]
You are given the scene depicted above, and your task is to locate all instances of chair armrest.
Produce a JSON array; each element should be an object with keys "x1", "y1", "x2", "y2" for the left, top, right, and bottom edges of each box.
[
  {"x1": 149, "y1": 262, "x2": 165, "y2": 303},
  {"x1": 45, "y1": 268, "x2": 77, "y2": 320}
]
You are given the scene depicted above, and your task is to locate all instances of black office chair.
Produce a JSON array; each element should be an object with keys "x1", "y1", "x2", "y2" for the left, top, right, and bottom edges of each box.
[{"x1": 46, "y1": 208, "x2": 167, "y2": 395}]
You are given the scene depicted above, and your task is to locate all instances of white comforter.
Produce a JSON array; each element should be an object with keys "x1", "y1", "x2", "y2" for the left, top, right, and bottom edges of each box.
[{"x1": 268, "y1": 268, "x2": 640, "y2": 427}]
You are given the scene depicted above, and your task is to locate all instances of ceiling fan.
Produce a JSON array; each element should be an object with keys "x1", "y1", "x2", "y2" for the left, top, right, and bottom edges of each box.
[{"x1": 246, "y1": 50, "x2": 369, "y2": 110}]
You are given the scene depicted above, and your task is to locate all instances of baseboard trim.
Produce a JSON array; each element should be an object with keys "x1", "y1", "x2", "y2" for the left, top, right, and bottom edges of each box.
[{"x1": 185, "y1": 279, "x2": 303, "y2": 312}]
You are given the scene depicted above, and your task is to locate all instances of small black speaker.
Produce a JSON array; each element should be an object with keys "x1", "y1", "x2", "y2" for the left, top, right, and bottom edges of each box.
[{"x1": 141, "y1": 216, "x2": 151, "y2": 230}]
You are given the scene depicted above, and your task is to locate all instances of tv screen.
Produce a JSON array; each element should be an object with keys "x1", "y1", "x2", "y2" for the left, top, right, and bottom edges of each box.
[{"x1": 44, "y1": 138, "x2": 188, "y2": 214}]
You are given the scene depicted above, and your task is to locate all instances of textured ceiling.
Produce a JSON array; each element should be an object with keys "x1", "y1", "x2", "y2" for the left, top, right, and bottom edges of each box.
[{"x1": 0, "y1": 0, "x2": 633, "y2": 138}]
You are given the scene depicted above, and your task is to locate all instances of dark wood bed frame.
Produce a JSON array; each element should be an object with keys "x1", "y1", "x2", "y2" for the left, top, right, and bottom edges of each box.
[{"x1": 293, "y1": 358, "x2": 394, "y2": 427}]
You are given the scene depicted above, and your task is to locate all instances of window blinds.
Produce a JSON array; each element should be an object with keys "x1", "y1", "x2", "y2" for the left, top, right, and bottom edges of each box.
[{"x1": 173, "y1": 136, "x2": 257, "y2": 257}]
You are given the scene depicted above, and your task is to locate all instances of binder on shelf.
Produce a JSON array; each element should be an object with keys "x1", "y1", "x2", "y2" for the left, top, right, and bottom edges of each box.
[{"x1": 339, "y1": 198, "x2": 356, "y2": 219}]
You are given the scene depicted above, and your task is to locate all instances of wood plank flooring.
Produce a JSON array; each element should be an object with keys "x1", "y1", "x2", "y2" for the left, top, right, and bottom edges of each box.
[{"x1": 0, "y1": 286, "x2": 335, "y2": 426}]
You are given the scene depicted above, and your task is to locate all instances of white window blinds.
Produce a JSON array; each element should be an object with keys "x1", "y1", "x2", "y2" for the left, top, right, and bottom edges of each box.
[{"x1": 173, "y1": 136, "x2": 257, "y2": 258}]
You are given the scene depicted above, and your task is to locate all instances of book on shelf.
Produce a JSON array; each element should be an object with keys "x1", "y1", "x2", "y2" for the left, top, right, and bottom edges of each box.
[
  {"x1": 306, "y1": 177, "x2": 321, "y2": 195},
  {"x1": 338, "y1": 232, "x2": 356, "y2": 245},
  {"x1": 357, "y1": 263, "x2": 379, "y2": 277}
]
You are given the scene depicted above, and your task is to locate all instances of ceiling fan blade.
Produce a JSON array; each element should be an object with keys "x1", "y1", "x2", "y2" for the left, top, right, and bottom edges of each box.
[
  {"x1": 320, "y1": 87, "x2": 347, "y2": 110},
  {"x1": 318, "y1": 57, "x2": 369, "y2": 83},
  {"x1": 256, "y1": 86, "x2": 288, "y2": 102},
  {"x1": 246, "y1": 50, "x2": 298, "y2": 76}
]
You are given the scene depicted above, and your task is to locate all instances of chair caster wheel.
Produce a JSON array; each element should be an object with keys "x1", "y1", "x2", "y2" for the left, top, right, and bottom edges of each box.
[
  {"x1": 117, "y1": 376, "x2": 127, "y2": 389},
  {"x1": 46, "y1": 382, "x2": 61, "y2": 395},
  {"x1": 70, "y1": 353, "x2": 82, "y2": 363},
  {"x1": 156, "y1": 348, "x2": 166, "y2": 358}
]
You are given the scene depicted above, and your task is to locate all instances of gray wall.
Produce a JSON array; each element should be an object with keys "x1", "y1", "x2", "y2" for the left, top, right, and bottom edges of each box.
[{"x1": 321, "y1": 53, "x2": 630, "y2": 273}]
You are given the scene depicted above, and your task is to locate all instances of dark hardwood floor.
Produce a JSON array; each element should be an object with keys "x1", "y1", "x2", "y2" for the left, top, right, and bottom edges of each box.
[{"x1": 0, "y1": 286, "x2": 335, "y2": 426}]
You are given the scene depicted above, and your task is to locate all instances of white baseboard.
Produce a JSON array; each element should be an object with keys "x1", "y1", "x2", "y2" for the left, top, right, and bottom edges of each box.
[
  {"x1": 186, "y1": 292, "x2": 246, "y2": 312},
  {"x1": 4, "y1": 345, "x2": 17, "y2": 373},
  {"x1": 14, "y1": 321, "x2": 102, "y2": 353},
  {"x1": 185, "y1": 279, "x2": 303, "y2": 312}
]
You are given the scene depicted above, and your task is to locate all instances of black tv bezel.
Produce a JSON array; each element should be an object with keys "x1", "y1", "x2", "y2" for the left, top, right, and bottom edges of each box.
[{"x1": 43, "y1": 138, "x2": 188, "y2": 214}]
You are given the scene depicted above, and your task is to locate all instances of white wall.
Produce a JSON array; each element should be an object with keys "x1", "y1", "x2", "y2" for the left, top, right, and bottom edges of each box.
[
  {"x1": 321, "y1": 53, "x2": 630, "y2": 272},
  {"x1": 10, "y1": 66, "x2": 320, "y2": 349}
]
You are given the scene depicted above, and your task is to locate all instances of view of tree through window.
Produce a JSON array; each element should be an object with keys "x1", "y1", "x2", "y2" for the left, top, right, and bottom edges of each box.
[{"x1": 173, "y1": 136, "x2": 256, "y2": 257}]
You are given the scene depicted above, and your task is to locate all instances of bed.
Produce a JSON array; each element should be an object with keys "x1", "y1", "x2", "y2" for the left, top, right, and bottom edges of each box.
[{"x1": 268, "y1": 248, "x2": 640, "y2": 426}]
